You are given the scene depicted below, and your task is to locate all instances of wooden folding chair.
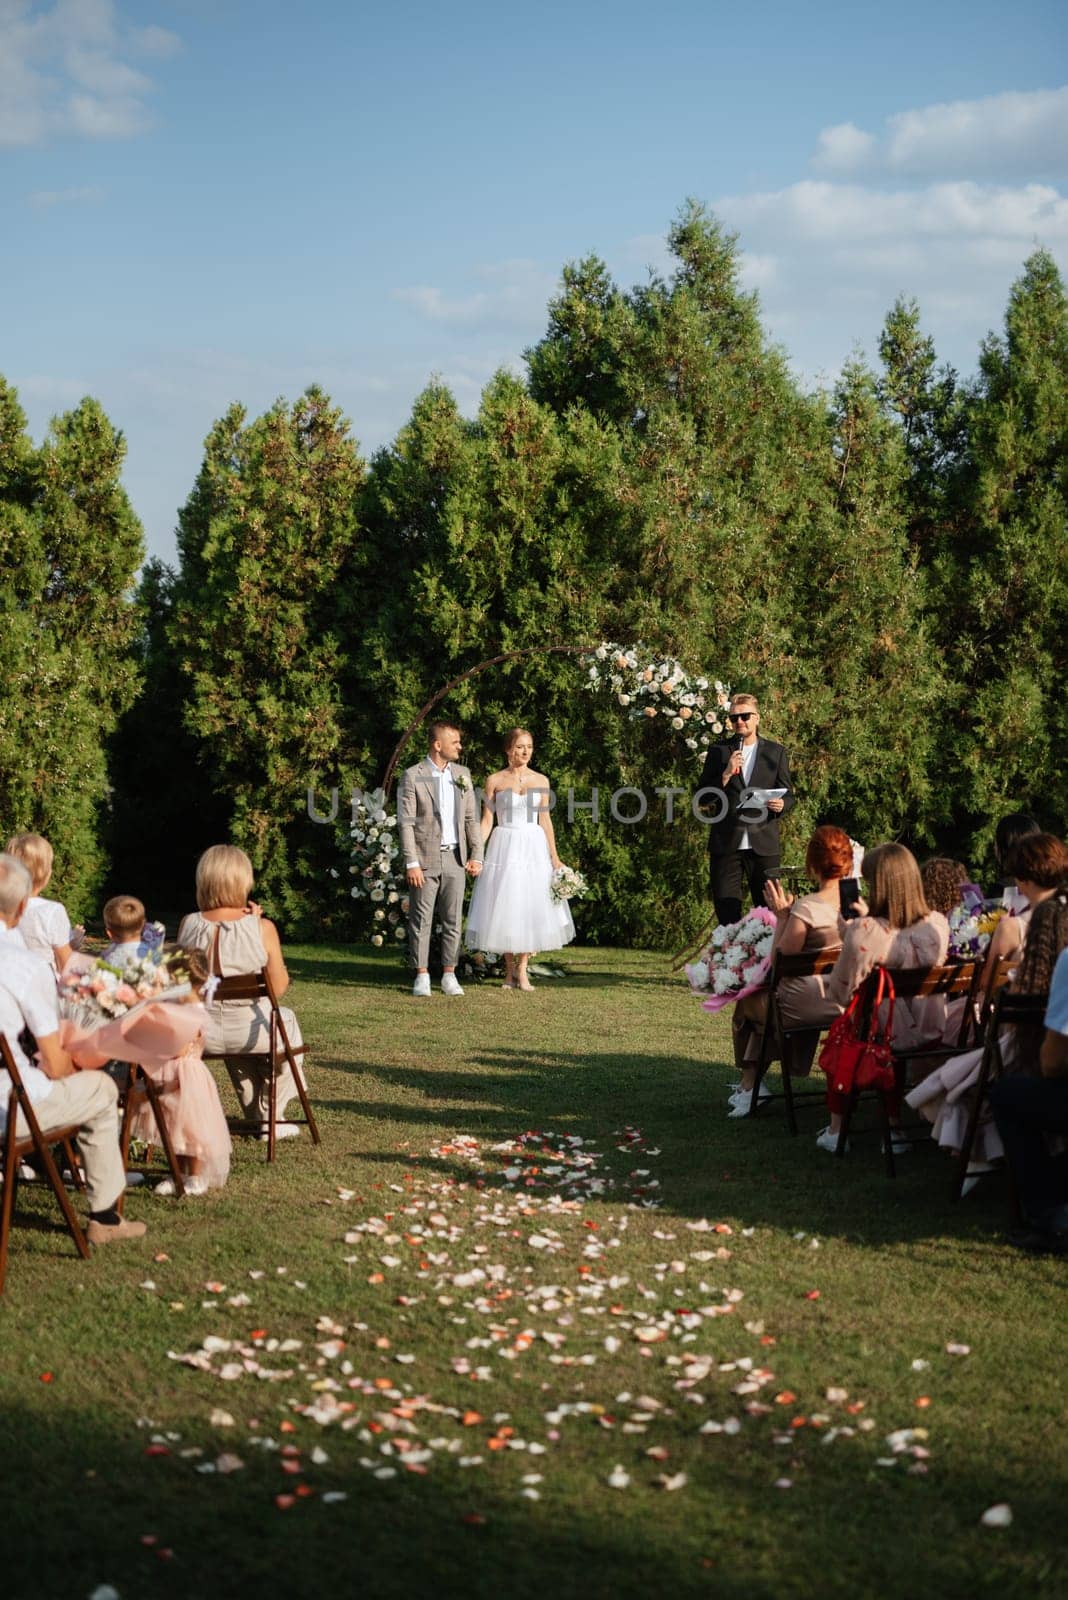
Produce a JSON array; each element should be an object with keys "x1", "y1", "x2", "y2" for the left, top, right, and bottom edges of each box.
[
  {"x1": 887, "y1": 960, "x2": 977, "y2": 1096},
  {"x1": 892, "y1": 956, "x2": 1013, "y2": 1090},
  {"x1": 1, "y1": 1037, "x2": 90, "y2": 1295},
  {"x1": 951, "y1": 990, "x2": 1047, "y2": 1206},
  {"x1": 202, "y1": 968, "x2": 320, "y2": 1161},
  {"x1": 750, "y1": 946, "x2": 842, "y2": 1134}
]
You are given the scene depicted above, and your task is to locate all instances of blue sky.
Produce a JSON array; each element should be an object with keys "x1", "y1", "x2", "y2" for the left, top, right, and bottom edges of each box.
[{"x1": 4, "y1": 0, "x2": 1066, "y2": 560}]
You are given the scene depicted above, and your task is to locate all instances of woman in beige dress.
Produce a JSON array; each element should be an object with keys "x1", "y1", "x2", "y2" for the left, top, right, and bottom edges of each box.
[
  {"x1": 728, "y1": 825, "x2": 852, "y2": 1116},
  {"x1": 178, "y1": 845, "x2": 306, "y2": 1140}
]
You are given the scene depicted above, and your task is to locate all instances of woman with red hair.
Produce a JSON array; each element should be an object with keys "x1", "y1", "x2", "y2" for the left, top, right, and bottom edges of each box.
[{"x1": 729, "y1": 825, "x2": 853, "y2": 1115}]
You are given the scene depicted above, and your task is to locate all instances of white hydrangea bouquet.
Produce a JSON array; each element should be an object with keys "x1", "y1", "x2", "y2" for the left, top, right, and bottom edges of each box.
[
  {"x1": 550, "y1": 864, "x2": 588, "y2": 904},
  {"x1": 685, "y1": 906, "x2": 777, "y2": 1014}
]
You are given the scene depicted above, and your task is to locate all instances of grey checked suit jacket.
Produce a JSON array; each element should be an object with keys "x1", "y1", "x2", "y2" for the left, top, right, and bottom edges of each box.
[{"x1": 397, "y1": 758, "x2": 483, "y2": 872}]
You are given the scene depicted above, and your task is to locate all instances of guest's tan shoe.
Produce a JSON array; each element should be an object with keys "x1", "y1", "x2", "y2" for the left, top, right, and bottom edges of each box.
[{"x1": 87, "y1": 1216, "x2": 147, "y2": 1246}]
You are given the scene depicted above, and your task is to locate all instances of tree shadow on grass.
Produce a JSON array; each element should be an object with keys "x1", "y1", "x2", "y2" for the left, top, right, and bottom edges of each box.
[
  {"x1": 0, "y1": 1397, "x2": 1061, "y2": 1600},
  {"x1": 320, "y1": 1050, "x2": 1022, "y2": 1251}
]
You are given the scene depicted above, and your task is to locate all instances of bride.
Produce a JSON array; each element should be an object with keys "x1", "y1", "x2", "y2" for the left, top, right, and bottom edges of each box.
[{"x1": 465, "y1": 727, "x2": 576, "y2": 989}]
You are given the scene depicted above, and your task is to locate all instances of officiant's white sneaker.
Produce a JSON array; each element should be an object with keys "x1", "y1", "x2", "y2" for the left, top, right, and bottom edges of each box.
[
  {"x1": 441, "y1": 973, "x2": 465, "y2": 997},
  {"x1": 412, "y1": 972, "x2": 431, "y2": 998}
]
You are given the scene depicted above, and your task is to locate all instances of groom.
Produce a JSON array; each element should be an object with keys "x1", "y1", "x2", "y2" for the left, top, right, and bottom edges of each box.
[{"x1": 399, "y1": 720, "x2": 483, "y2": 997}]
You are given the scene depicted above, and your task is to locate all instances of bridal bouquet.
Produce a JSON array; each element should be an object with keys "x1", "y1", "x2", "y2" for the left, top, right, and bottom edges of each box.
[
  {"x1": 947, "y1": 902, "x2": 1006, "y2": 961},
  {"x1": 59, "y1": 949, "x2": 191, "y2": 1031},
  {"x1": 551, "y1": 864, "x2": 588, "y2": 904},
  {"x1": 58, "y1": 948, "x2": 202, "y2": 1072},
  {"x1": 685, "y1": 907, "x2": 777, "y2": 1014}
]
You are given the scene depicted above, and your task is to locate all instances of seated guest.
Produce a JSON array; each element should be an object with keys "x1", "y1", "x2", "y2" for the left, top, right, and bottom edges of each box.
[
  {"x1": 0, "y1": 854, "x2": 146, "y2": 1245},
  {"x1": 127, "y1": 947, "x2": 232, "y2": 1196},
  {"x1": 994, "y1": 812, "x2": 1041, "y2": 914},
  {"x1": 728, "y1": 825, "x2": 850, "y2": 1116},
  {"x1": 920, "y1": 857, "x2": 970, "y2": 917},
  {"x1": 5, "y1": 832, "x2": 79, "y2": 973},
  {"x1": 990, "y1": 940, "x2": 1068, "y2": 1254},
  {"x1": 178, "y1": 846, "x2": 306, "y2": 1141},
  {"x1": 907, "y1": 894, "x2": 1068, "y2": 1182},
  {"x1": 980, "y1": 833, "x2": 1067, "y2": 985},
  {"x1": 101, "y1": 895, "x2": 149, "y2": 964},
  {"x1": 809, "y1": 843, "x2": 949, "y2": 1154}
]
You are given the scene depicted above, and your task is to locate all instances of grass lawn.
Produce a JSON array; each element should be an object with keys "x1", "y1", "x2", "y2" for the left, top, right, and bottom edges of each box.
[{"x1": 2, "y1": 944, "x2": 1066, "y2": 1600}]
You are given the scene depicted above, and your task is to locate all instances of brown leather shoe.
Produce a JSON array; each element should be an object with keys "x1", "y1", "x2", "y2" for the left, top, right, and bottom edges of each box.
[{"x1": 87, "y1": 1216, "x2": 148, "y2": 1246}]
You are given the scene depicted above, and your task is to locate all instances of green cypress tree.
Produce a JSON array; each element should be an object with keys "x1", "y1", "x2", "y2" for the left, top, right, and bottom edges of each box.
[
  {"x1": 172, "y1": 387, "x2": 364, "y2": 929},
  {"x1": 0, "y1": 386, "x2": 144, "y2": 917},
  {"x1": 936, "y1": 250, "x2": 1068, "y2": 857}
]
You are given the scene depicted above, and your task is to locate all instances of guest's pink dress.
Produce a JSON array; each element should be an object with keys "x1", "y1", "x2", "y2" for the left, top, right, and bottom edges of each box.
[
  {"x1": 792, "y1": 912, "x2": 950, "y2": 1046},
  {"x1": 128, "y1": 1035, "x2": 232, "y2": 1189}
]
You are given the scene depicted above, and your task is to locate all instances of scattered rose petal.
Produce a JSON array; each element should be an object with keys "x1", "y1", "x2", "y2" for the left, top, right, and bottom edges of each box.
[
  {"x1": 981, "y1": 1504, "x2": 1013, "y2": 1528},
  {"x1": 946, "y1": 1342, "x2": 970, "y2": 1356},
  {"x1": 607, "y1": 1465, "x2": 630, "y2": 1489}
]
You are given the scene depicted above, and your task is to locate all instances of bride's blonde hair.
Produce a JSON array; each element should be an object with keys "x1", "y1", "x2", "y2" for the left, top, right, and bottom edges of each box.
[{"x1": 503, "y1": 727, "x2": 533, "y2": 754}]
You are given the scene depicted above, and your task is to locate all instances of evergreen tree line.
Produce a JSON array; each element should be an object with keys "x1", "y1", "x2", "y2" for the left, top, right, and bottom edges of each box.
[{"x1": 3, "y1": 206, "x2": 1065, "y2": 945}]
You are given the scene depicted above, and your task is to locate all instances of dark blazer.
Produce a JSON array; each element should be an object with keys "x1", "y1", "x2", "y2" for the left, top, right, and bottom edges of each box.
[{"x1": 698, "y1": 737, "x2": 795, "y2": 859}]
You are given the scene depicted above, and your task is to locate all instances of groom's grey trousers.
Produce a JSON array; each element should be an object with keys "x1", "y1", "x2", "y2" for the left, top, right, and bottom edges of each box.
[{"x1": 408, "y1": 845, "x2": 467, "y2": 970}]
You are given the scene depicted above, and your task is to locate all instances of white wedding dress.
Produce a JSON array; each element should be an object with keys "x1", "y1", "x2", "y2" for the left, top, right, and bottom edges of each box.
[{"x1": 465, "y1": 789, "x2": 576, "y2": 954}]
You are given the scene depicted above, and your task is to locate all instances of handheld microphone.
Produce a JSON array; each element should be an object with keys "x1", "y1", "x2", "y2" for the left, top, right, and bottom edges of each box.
[{"x1": 733, "y1": 732, "x2": 744, "y2": 754}]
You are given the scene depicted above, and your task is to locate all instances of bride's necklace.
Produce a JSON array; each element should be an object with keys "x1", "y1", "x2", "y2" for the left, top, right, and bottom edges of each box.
[{"x1": 512, "y1": 766, "x2": 530, "y2": 793}]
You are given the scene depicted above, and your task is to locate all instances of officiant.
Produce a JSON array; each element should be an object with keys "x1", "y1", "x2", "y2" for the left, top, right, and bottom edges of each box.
[{"x1": 698, "y1": 692, "x2": 795, "y2": 926}]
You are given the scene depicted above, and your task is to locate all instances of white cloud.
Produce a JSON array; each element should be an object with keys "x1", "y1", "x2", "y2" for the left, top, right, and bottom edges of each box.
[
  {"x1": 393, "y1": 259, "x2": 557, "y2": 327},
  {"x1": 28, "y1": 181, "x2": 105, "y2": 206},
  {"x1": 711, "y1": 175, "x2": 1067, "y2": 384},
  {"x1": 813, "y1": 122, "x2": 877, "y2": 172},
  {"x1": 813, "y1": 85, "x2": 1068, "y2": 179},
  {"x1": 0, "y1": 0, "x2": 178, "y2": 147}
]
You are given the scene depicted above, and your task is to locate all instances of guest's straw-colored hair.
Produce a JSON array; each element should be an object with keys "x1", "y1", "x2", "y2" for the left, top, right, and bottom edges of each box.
[
  {"x1": 919, "y1": 857, "x2": 969, "y2": 916},
  {"x1": 5, "y1": 832, "x2": 54, "y2": 893},
  {"x1": 195, "y1": 845, "x2": 254, "y2": 911},
  {"x1": 0, "y1": 854, "x2": 32, "y2": 917},
  {"x1": 178, "y1": 945, "x2": 211, "y2": 993},
  {"x1": 862, "y1": 843, "x2": 930, "y2": 929},
  {"x1": 805, "y1": 826, "x2": 853, "y2": 882},
  {"x1": 103, "y1": 895, "x2": 146, "y2": 940},
  {"x1": 503, "y1": 726, "x2": 533, "y2": 754}
]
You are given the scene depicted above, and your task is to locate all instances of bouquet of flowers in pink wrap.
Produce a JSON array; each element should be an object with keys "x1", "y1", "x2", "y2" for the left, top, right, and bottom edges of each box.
[
  {"x1": 685, "y1": 906, "x2": 777, "y2": 1014},
  {"x1": 58, "y1": 950, "x2": 206, "y2": 1070}
]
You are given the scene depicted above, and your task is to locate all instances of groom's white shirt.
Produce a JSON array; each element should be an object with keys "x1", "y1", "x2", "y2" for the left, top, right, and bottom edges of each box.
[{"x1": 405, "y1": 757, "x2": 458, "y2": 866}]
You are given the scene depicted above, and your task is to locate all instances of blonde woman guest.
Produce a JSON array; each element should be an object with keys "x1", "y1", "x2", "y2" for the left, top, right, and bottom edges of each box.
[
  {"x1": 787, "y1": 843, "x2": 949, "y2": 1154},
  {"x1": 178, "y1": 845, "x2": 306, "y2": 1141},
  {"x1": 465, "y1": 728, "x2": 575, "y2": 991},
  {"x1": 5, "y1": 832, "x2": 80, "y2": 973},
  {"x1": 728, "y1": 825, "x2": 851, "y2": 1116}
]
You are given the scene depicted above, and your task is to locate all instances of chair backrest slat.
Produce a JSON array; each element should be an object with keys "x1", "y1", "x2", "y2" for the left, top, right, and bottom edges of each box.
[{"x1": 770, "y1": 946, "x2": 843, "y2": 982}]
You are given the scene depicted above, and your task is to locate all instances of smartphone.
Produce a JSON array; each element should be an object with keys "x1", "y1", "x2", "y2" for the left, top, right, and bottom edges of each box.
[{"x1": 839, "y1": 878, "x2": 863, "y2": 919}]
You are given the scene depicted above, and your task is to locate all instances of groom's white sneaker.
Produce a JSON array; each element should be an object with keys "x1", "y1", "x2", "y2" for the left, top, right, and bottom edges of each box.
[
  {"x1": 412, "y1": 972, "x2": 431, "y2": 998},
  {"x1": 440, "y1": 973, "x2": 464, "y2": 997}
]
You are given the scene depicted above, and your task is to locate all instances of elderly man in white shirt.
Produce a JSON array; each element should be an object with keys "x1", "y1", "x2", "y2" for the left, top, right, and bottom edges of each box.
[{"x1": 0, "y1": 854, "x2": 146, "y2": 1246}]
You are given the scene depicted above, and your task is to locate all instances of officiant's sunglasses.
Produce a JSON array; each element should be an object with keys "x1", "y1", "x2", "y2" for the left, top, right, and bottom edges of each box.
[{"x1": 727, "y1": 711, "x2": 755, "y2": 722}]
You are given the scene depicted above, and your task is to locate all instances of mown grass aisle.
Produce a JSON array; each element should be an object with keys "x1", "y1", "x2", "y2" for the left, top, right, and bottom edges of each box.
[{"x1": 3, "y1": 946, "x2": 1065, "y2": 1600}]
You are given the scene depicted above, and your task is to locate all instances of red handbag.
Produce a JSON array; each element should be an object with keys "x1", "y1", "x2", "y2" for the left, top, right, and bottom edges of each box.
[{"x1": 819, "y1": 967, "x2": 896, "y2": 1096}]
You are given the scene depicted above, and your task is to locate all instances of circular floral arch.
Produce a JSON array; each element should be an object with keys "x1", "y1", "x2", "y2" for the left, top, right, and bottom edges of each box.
[{"x1": 348, "y1": 640, "x2": 730, "y2": 947}]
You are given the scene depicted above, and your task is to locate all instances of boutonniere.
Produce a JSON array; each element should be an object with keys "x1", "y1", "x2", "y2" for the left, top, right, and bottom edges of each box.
[{"x1": 453, "y1": 774, "x2": 470, "y2": 794}]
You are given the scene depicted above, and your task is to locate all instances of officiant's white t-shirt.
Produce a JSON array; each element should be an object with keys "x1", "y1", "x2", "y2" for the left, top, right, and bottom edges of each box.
[{"x1": 738, "y1": 739, "x2": 759, "y2": 851}]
